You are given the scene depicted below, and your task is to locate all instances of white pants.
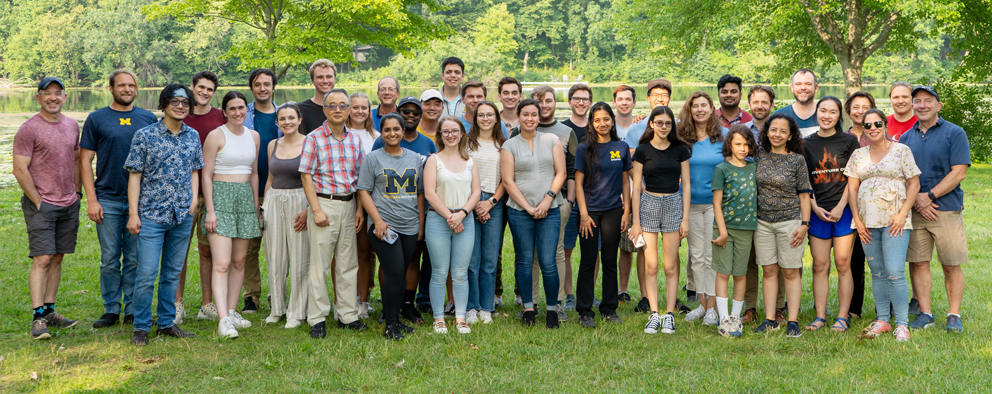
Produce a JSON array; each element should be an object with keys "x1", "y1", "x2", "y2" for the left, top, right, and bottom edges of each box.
[
  {"x1": 307, "y1": 197, "x2": 358, "y2": 326},
  {"x1": 688, "y1": 204, "x2": 716, "y2": 297},
  {"x1": 263, "y1": 188, "x2": 310, "y2": 321}
]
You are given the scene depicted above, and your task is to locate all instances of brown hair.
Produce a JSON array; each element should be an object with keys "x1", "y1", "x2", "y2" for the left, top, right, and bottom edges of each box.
[
  {"x1": 721, "y1": 125, "x2": 758, "y2": 158},
  {"x1": 747, "y1": 85, "x2": 775, "y2": 103},
  {"x1": 467, "y1": 101, "x2": 506, "y2": 151},
  {"x1": 108, "y1": 69, "x2": 139, "y2": 88},
  {"x1": 568, "y1": 83, "x2": 592, "y2": 101},
  {"x1": 844, "y1": 91, "x2": 876, "y2": 116},
  {"x1": 435, "y1": 115, "x2": 470, "y2": 160},
  {"x1": 461, "y1": 80, "x2": 487, "y2": 98},
  {"x1": 308, "y1": 59, "x2": 336, "y2": 79},
  {"x1": 612, "y1": 85, "x2": 636, "y2": 100},
  {"x1": 530, "y1": 85, "x2": 556, "y2": 101},
  {"x1": 678, "y1": 91, "x2": 723, "y2": 144}
]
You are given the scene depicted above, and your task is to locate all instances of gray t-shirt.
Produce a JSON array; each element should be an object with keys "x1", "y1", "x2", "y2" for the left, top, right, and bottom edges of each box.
[
  {"x1": 502, "y1": 132, "x2": 566, "y2": 211},
  {"x1": 357, "y1": 148, "x2": 425, "y2": 235}
]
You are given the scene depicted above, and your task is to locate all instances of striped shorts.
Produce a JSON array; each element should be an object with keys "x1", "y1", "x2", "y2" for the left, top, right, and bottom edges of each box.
[{"x1": 639, "y1": 191, "x2": 683, "y2": 233}]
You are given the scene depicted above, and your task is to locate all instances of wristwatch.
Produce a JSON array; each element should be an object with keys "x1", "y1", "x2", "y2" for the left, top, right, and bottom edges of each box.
[
  {"x1": 927, "y1": 191, "x2": 937, "y2": 201},
  {"x1": 801, "y1": 220, "x2": 811, "y2": 227},
  {"x1": 489, "y1": 197, "x2": 498, "y2": 206},
  {"x1": 547, "y1": 190, "x2": 557, "y2": 199}
]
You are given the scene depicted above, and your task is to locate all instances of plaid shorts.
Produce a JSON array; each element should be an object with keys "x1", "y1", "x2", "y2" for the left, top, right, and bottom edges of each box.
[{"x1": 639, "y1": 191, "x2": 683, "y2": 233}]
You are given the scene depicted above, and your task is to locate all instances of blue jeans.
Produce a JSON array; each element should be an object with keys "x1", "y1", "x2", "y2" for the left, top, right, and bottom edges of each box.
[
  {"x1": 425, "y1": 210, "x2": 475, "y2": 319},
  {"x1": 468, "y1": 193, "x2": 504, "y2": 312},
  {"x1": 132, "y1": 215, "x2": 194, "y2": 332},
  {"x1": 95, "y1": 199, "x2": 137, "y2": 316},
  {"x1": 507, "y1": 206, "x2": 560, "y2": 310},
  {"x1": 861, "y1": 228, "x2": 911, "y2": 327}
]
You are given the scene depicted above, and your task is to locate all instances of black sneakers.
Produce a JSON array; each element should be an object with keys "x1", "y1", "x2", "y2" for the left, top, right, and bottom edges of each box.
[
  {"x1": 521, "y1": 310, "x2": 537, "y2": 326},
  {"x1": 578, "y1": 315, "x2": 596, "y2": 329},
  {"x1": 633, "y1": 297, "x2": 650, "y2": 313},
  {"x1": 754, "y1": 319, "x2": 780, "y2": 333},
  {"x1": 618, "y1": 292, "x2": 632, "y2": 304},
  {"x1": 604, "y1": 314, "x2": 623, "y2": 324},
  {"x1": 309, "y1": 322, "x2": 326, "y2": 339},
  {"x1": 31, "y1": 318, "x2": 50, "y2": 340},
  {"x1": 44, "y1": 312, "x2": 78, "y2": 328},
  {"x1": 93, "y1": 313, "x2": 120, "y2": 328},
  {"x1": 122, "y1": 315, "x2": 134, "y2": 325},
  {"x1": 338, "y1": 320, "x2": 369, "y2": 332},
  {"x1": 546, "y1": 311, "x2": 559, "y2": 329},
  {"x1": 131, "y1": 330, "x2": 149, "y2": 346},
  {"x1": 242, "y1": 297, "x2": 259, "y2": 314},
  {"x1": 156, "y1": 325, "x2": 195, "y2": 338},
  {"x1": 383, "y1": 323, "x2": 405, "y2": 341},
  {"x1": 401, "y1": 302, "x2": 425, "y2": 324},
  {"x1": 674, "y1": 299, "x2": 691, "y2": 314}
]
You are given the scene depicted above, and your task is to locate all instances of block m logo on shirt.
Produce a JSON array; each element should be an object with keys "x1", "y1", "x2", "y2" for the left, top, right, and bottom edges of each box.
[
  {"x1": 384, "y1": 168, "x2": 418, "y2": 195},
  {"x1": 120, "y1": 118, "x2": 131, "y2": 125},
  {"x1": 610, "y1": 150, "x2": 621, "y2": 160}
]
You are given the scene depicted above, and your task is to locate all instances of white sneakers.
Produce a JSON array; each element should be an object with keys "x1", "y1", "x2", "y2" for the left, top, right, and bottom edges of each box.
[
  {"x1": 478, "y1": 311, "x2": 493, "y2": 324},
  {"x1": 229, "y1": 310, "x2": 252, "y2": 329},
  {"x1": 684, "y1": 305, "x2": 706, "y2": 322},
  {"x1": 702, "y1": 309, "x2": 719, "y2": 326},
  {"x1": 456, "y1": 321, "x2": 471, "y2": 334},
  {"x1": 197, "y1": 303, "x2": 219, "y2": 320},
  {"x1": 433, "y1": 321, "x2": 448, "y2": 334},
  {"x1": 358, "y1": 302, "x2": 372, "y2": 319},
  {"x1": 175, "y1": 300, "x2": 186, "y2": 325},
  {"x1": 466, "y1": 309, "x2": 479, "y2": 325},
  {"x1": 218, "y1": 317, "x2": 239, "y2": 338},
  {"x1": 264, "y1": 315, "x2": 282, "y2": 324},
  {"x1": 284, "y1": 319, "x2": 303, "y2": 329}
]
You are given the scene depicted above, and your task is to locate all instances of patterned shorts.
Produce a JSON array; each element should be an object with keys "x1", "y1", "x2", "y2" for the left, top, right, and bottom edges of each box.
[
  {"x1": 639, "y1": 191, "x2": 683, "y2": 233},
  {"x1": 205, "y1": 181, "x2": 261, "y2": 240}
]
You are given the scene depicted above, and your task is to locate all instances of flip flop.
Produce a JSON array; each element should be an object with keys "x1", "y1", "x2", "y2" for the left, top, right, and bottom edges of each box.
[
  {"x1": 805, "y1": 317, "x2": 828, "y2": 331},
  {"x1": 831, "y1": 317, "x2": 850, "y2": 332}
]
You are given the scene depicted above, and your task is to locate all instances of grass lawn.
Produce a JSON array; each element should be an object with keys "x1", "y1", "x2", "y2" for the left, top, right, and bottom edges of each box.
[{"x1": 0, "y1": 120, "x2": 990, "y2": 391}]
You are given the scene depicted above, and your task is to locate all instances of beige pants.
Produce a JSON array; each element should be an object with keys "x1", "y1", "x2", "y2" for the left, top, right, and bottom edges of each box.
[
  {"x1": 307, "y1": 197, "x2": 359, "y2": 326},
  {"x1": 264, "y1": 189, "x2": 310, "y2": 321},
  {"x1": 688, "y1": 204, "x2": 716, "y2": 296},
  {"x1": 529, "y1": 201, "x2": 569, "y2": 303}
]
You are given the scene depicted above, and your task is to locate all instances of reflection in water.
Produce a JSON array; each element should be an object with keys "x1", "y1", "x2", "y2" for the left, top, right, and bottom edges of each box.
[{"x1": 0, "y1": 86, "x2": 892, "y2": 113}]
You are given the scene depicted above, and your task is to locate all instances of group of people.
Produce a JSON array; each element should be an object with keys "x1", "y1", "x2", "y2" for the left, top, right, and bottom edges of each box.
[{"x1": 13, "y1": 56, "x2": 970, "y2": 344}]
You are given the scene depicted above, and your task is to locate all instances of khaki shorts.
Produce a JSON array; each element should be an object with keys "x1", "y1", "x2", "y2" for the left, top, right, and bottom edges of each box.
[
  {"x1": 192, "y1": 196, "x2": 210, "y2": 245},
  {"x1": 906, "y1": 210, "x2": 968, "y2": 266},
  {"x1": 754, "y1": 219, "x2": 806, "y2": 269},
  {"x1": 712, "y1": 228, "x2": 753, "y2": 277}
]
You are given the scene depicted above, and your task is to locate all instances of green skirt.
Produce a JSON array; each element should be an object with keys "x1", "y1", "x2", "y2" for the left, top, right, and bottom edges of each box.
[{"x1": 204, "y1": 181, "x2": 261, "y2": 239}]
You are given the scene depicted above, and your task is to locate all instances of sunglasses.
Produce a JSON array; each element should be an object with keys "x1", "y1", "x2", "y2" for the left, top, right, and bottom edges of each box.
[
  {"x1": 863, "y1": 121, "x2": 885, "y2": 129},
  {"x1": 399, "y1": 109, "x2": 422, "y2": 116}
]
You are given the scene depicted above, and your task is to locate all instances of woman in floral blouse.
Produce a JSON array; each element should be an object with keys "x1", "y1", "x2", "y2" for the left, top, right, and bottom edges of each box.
[{"x1": 845, "y1": 108, "x2": 921, "y2": 342}]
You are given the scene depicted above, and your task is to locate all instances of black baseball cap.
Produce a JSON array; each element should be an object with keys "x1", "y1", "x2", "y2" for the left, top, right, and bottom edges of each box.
[
  {"x1": 911, "y1": 85, "x2": 939, "y2": 102},
  {"x1": 38, "y1": 76, "x2": 65, "y2": 90},
  {"x1": 397, "y1": 96, "x2": 422, "y2": 109}
]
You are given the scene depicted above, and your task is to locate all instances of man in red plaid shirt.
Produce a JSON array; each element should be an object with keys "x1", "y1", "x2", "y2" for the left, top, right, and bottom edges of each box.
[{"x1": 299, "y1": 88, "x2": 368, "y2": 338}]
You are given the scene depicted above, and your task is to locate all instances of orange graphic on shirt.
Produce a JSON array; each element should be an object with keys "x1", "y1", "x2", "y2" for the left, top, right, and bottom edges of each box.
[{"x1": 811, "y1": 148, "x2": 844, "y2": 184}]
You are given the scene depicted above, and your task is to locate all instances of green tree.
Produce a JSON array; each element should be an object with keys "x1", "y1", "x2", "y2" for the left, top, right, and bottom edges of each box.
[
  {"x1": 472, "y1": 3, "x2": 517, "y2": 56},
  {"x1": 941, "y1": 0, "x2": 992, "y2": 81},
  {"x1": 612, "y1": 0, "x2": 924, "y2": 97},
  {"x1": 143, "y1": 0, "x2": 450, "y2": 79}
]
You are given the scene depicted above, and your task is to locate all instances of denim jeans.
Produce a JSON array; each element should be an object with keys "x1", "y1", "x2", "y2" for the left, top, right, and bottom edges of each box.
[
  {"x1": 132, "y1": 215, "x2": 194, "y2": 332},
  {"x1": 95, "y1": 199, "x2": 137, "y2": 316},
  {"x1": 862, "y1": 228, "x2": 911, "y2": 327},
  {"x1": 426, "y1": 210, "x2": 476, "y2": 319},
  {"x1": 468, "y1": 193, "x2": 504, "y2": 312},
  {"x1": 507, "y1": 206, "x2": 560, "y2": 310}
]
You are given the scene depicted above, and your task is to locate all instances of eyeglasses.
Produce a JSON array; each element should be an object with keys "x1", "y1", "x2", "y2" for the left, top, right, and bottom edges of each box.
[
  {"x1": 570, "y1": 97, "x2": 590, "y2": 103},
  {"x1": 324, "y1": 104, "x2": 349, "y2": 111},
  {"x1": 399, "y1": 109, "x2": 422, "y2": 116},
  {"x1": 477, "y1": 113, "x2": 496, "y2": 119},
  {"x1": 440, "y1": 130, "x2": 461, "y2": 136},
  {"x1": 863, "y1": 121, "x2": 885, "y2": 129},
  {"x1": 648, "y1": 93, "x2": 670, "y2": 99},
  {"x1": 652, "y1": 121, "x2": 673, "y2": 128},
  {"x1": 169, "y1": 99, "x2": 191, "y2": 108},
  {"x1": 378, "y1": 88, "x2": 397, "y2": 94}
]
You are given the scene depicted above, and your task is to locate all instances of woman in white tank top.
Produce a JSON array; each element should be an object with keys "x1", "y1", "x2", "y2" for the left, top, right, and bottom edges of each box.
[
  {"x1": 201, "y1": 91, "x2": 261, "y2": 339},
  {"x1": 424, "y1": 116, "x2": 481, "y2": 334}
]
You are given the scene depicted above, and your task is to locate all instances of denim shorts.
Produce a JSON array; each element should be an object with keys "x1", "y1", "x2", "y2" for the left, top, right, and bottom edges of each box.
[{"x1": 809, "y1": 206, "x2": 855, "y2": 239}]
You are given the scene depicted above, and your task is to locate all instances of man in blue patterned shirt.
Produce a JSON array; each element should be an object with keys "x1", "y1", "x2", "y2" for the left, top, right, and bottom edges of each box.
[{"x1": 124, "y1": 84, "x2": 204, "y2": 345}]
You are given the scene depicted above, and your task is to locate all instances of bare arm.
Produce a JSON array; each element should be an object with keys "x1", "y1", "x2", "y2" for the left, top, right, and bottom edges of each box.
[
  {"x1": 263, "y1": 139, "x2": 276, "y2": 195},
  {"x1": 250, "y1": 131, "x2": 261, "y2": 214},
  {"x1": 12, "y1": 154, "x2": 41, "y2": 208},
  {"x1": 190, "y1": 170, "x2": 199, "y2": 213},
  {"x1": 628, "y1": 162, "x2": 644, "y2": 241},
  {"x1": 79, "y1": 148, "x2": 104, "y2": 223},
  {"x1": 679, "y1": 161, "x2": 691, "y2": 239},
  {"x1": 916, "y1": 164, "x2": 968, "y2": 212},
  {"x1": 201, "y1": 130, "x2": 221, "y2": 232},
  {"x1": 712, "y1": 189, "x2": 727, "y2": 247},
  {"x1": 302, "y1": 174, "x2": 328, "y2": 227},
  {"x1": 126, "y1": 172, "x2": 142, "y2": 234}
]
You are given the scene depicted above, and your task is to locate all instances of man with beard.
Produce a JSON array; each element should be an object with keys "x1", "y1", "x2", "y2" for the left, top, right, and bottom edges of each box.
[
  {"x1": 371, "y1": 97, "x2": 437, "y2": 321},
  {"x1": 299, "y1": 59, "x2": 337, "y2": 135},
  {"x1": 14, "y1": 77, "x2": 82, "y2": 340},
  {"x1": 371, "y1": 76, "x2": 400, "y2": 131},
  {"x1": 81, "y1": 70, "x2": 157, "y2": 328},
  {"x1": 773, "y1": 69, "x2": 820, "y2": 137},
  {"x1": 715, "y1": 74, "x2": 754, "y2": 129}
]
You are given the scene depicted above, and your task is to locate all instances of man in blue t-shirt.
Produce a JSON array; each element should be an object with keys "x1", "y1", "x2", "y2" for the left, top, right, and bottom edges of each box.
[
  {"x1": 772, "y1": 69, "x2": 820, "y2": 137},
  {"x1": 80, "y1": 70, "x2": 158, "y2": 329},
  {"x1": 900, "y1": 85, "x2": 971, "y2": 333},
  {"x1": 370, "y1": 76, "x2": 399, "y2": 131},
  {"x1": 241, "y1": 68, "x2": 281, "y2": 315}
]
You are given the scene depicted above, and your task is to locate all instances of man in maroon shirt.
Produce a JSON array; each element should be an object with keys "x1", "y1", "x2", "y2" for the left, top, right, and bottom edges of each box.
[
  {"x1": 13, "y1": 77, "x2": 82, "y2": 340},
  {"x1": 179, "y1": 70, "x2": 226, "y2": 324},
  {"x1": 716, "y1": 74, "x2": 754, "y2": 129}
]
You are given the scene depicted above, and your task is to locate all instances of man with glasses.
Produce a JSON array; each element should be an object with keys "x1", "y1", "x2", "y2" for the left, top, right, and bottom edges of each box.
[
  {"x1": 124, "y1": 85, "x2": 203, "y2": 345},
  {"x1": 440, "y1": 57, "x2": 466, "y2": 116},
  {"x1": 371, "y1": 76, "x2": 400, "y2": 131},
  {"x1": 300, "y1": 88, "x2": 368, "y2": 338},
  {"x1": 81, "y1": 70, "x2": 157, "y2": 329},
  {"x1": 14, "y1": 76, "x2": 81, "y2": 340},
  {"x1": 900, "y1": 85, "x2": 971, "y2": 332},
  {"x1": 240, "y1": 68, "x2": 281, "y2": 315},
  {"x1": 623, "y1": 79, "x2": 672, "y2": 149},
  {"x1": 299, "y1": 59, "x2": 337, "y2": 135},
  {"x1": 181, "y1": 70, "x2": 225, "y2": 324}
]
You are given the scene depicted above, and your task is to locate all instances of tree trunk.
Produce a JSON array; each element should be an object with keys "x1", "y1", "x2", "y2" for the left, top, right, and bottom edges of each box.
[
  {"x1": 839, "y1": 54, "x2": 865, "y2": 98},
  {"x1": 523, "y1": 51, "x2": 529, "y2": 73}
]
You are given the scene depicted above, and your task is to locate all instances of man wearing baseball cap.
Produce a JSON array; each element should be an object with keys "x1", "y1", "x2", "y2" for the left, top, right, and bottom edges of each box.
[
  {"x1": 13, "y1": 76, "x2": 81, "y2": 340},
  {"x1": 900, "y1": 85, "x2": 971, "y2": 332},
  {"x1": 419, "y1": 89, "x2": 444, "y2": 142}
]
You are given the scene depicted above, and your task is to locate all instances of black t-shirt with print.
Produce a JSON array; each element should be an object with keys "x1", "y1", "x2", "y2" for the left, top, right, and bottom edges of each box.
[{"x1": 803, "y1": 131, "x2": 860, "y2": 211}]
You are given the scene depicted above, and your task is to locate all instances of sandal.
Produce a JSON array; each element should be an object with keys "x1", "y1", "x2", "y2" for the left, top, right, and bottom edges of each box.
[
  {"x1": 831, "y1": 317, "x2": 850, "y2": 332},
  {"x1": 805, "y1": 317, "x2": 828, "y2": 331},
  {"x1": 432, "y1": 320, "x2": 448, "y2": 334}
]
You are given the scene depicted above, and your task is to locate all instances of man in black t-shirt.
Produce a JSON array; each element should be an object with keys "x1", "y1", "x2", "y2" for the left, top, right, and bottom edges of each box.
[
  {"x1": 299, "y1": 59, "x2": 337, "y2": 135},
  {"x1": 560, "y1": 83, "x2": 592, "y2": 310}
]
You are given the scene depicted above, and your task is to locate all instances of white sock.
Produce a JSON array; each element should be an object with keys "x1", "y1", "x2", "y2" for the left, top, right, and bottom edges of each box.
[
  {"x1": 948, "y1": 313, "x2": 960, "y2": 318},
  {"x1": 716, "y1": 297, "x2": 729, "y2": 320},
  {"x1": 732, "y1": 299, "x2": 744, "y2": 318}
]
